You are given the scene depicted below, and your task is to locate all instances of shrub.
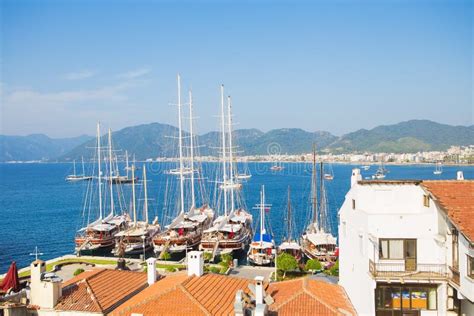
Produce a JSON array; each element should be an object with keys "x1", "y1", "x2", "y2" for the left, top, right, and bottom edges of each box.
[
  {"x1": 165, "y1": 266, "x2": 176, "y2": 273},
  {"x1": 305, "y1": 259, "x2": 322, "y2": 272},
  {"x1": 220, "y1": 253, "x2": 233, "y2": 264},
  {"x1": 329, "y1": 260, "x2": 339, "y2": 276},
  {"x1": 73, "y1": 268, "x2": 85, "y2": 276},
  {"x1": 161, "y1": 251, "x2": 171, "y2": 261},
  {"x1": 209, "y1": 266, "x2": 221, "y2": 274},
  {"x1": 276, "y1": 253, "x2": 298, "y2": 278},
  {"x1": 203, "y1": 252, "x2": 213, "y2": 262}
]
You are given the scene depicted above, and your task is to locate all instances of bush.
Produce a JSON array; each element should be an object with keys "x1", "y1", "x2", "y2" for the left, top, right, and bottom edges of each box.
[
  {"x1": 209, "y1": 266, "x2": 221, "y2": 274},
  {"x1": 220, "y1": 253, "x2": 233, "y2": 264},
  {"x1": 73, "y1": 268, "x2": 85, "y2": 276},
  {"x1": 329, "y1": 260, "x2": 339, "y2": 276},
  {"x1": 161, "y1": 251, "x2": 171, "y2": 261},
  {"x1": 165, "y1": 266, "x2": 176, "y2": 273},
  {"x1": 203, "y1": 252, "x2": 213, "y2": 262},
  {"x1": 276, "y1": 253, "x2": 298, "y2": 278},
  {"x1": 305, "y1": 259, "x2": 322, "y2": 272}
]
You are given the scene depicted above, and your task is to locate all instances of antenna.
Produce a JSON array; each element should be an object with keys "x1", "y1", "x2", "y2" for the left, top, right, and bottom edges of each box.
[{"x1": 29, "y1": 246, "x2": 44, "y2": 261}]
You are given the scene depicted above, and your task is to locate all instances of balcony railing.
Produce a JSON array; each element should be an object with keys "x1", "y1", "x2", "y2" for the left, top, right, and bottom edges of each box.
[
  {"x1": 369, "y1": 259, "x2": 448, "y2": 280},
  {"x1": 449, "y1": 266, "x2": 460, "y2": 286}
]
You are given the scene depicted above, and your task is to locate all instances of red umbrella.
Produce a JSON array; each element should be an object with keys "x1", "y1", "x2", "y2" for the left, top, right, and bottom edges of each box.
[{"x1": 1, "y1": 261, "x2": 20, "y2": 293}]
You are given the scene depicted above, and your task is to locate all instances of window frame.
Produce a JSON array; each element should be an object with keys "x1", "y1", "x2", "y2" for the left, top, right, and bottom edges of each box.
[
  {"x1": 468, "y1": 255, "x2": 474, "y2": 279},
  {"x1": 375, "y1": 284, "x2": 437, "y2": 311},
  {"x1": 423, "y1": 194, "x2": 430, "y2": 207},
  {"x1": 379, "y1": 238, "x2": 417, "y2": 261}
]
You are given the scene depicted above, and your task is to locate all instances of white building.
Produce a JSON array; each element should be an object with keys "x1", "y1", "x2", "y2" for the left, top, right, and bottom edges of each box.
[{"x1": 339, "y1": 169, "x2": 474, "y2": 316}]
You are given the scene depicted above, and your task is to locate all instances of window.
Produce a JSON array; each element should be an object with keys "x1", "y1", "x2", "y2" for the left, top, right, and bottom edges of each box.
[
  {"x1": 352, "y1": 199, "x2": 356, "y2": 210},
  {"x1": 376, "y1": 285, "x2": 437, "y2": 311},
  {"x1": 423, "y1": 194, "x2": 430, "y2": 207},
  {"x1": 379, "y1": 239, "x2": 416, "y2": 260},
  {"x1": 468, "y1": 255, "x2": 474, "y2": 279}
]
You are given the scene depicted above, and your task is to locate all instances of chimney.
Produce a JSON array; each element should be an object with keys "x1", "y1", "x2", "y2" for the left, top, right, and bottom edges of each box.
[
  {"x1": 254, "y1": 276, "x2": 264, "y2": 305},
  {"x1": 351, "y1": 168, "x2": 362, "y2": 187},
  {"x1": 29, "y1": 259, "x2": 45, "y2": 306},
  {"x1": 457, "y1": 171, "x2": 464, "y2": 180},
  {"x1": 146, "y1": 257, "x2": 157, "y2": 285},
  {"x1": 187, "y1": 251, "x2": 204, "y2": 277},
  {"x1": 29, "y1": 260, "x2": 62, "y2": 309},
  {"x1": 234, "y1": 290, "x2": 245, "y2": 316}
]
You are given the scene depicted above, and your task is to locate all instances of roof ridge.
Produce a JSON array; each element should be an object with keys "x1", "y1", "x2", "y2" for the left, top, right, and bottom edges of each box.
[
  {"x1": 83, "y1": 278, "x2": 104, "y2": 312},
  {"x1": 303, "y1": 279, "x2": 342, "y2": 315},
  {"x1": 117, "y1": 274, "x2": 193, "y2": 315},
  {"x1": 270, "y1": 279, "x2": 305, "y2": 310},
  {"x1": 178, "y1": 282, "x2": 211, "y2": 316}
]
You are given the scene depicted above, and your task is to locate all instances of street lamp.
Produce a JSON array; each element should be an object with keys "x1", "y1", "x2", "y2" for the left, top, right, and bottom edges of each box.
[{"x1": 141, "y1": 235, "x2": 146, "y2": 262}]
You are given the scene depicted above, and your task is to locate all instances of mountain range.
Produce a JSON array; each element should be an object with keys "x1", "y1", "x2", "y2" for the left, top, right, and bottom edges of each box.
[{"x1": 1, "y1": 120, "x2": 472, "y2": 162}]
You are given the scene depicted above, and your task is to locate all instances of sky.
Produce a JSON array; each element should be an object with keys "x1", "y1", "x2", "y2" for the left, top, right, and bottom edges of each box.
[{"x1": 1, "y1": 0, "x2": 472, "y2": 138}]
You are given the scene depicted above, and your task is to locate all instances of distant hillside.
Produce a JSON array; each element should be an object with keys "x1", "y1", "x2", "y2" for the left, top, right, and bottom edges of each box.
[
  {"x1": 330, "y1": 120, "x2": 474, "y2": 153},
  {"x1": 62, "y1": 123, "x2": 338, "y2": 160},
  {"x1": 3, "y1": 120, "x2": 473, "y2": 161},
  {"x1": 0, "y1": 134, "x2": 93, "y2": 162}
]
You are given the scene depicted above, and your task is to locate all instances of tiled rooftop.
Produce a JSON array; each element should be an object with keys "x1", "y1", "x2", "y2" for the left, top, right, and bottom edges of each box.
[
  {"x1": 55, "y1": 269, "x2": 147, "y2": 314},
  {"x1": 422, "y1": 180, "x2": 474, "y2": 243},
  {"x1": 113, "y1": 272, "x2": 356, "y2": 316},
  {"x1": 268, "y1": 278, "x2": 356, "y2": 316}
]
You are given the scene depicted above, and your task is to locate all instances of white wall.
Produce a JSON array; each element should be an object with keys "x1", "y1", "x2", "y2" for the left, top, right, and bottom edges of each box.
[{"x1": 458, "y1": 234, "x2": 474, "y2": 305}]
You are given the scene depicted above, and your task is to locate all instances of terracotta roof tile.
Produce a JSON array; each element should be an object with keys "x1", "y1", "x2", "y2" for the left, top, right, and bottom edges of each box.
[
  {"x1": 56, "y1": 269, "x2": 147, "y2": 314},
  {"x1": 268, "y1": 278, "x2": 356, "y2": 316},
  {"x1": 113, "y1": 272, "x2": 356, "y2": 316},
  {"x1": 422, "y1": 180, "x2": 474, "y2": 243}
]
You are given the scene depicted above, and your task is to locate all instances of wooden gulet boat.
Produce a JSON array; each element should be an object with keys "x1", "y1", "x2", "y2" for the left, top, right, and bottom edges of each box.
[
  {"x1": 278, "y1": 186, "x2": 302, "y2": 263},
  {"x1": 200, "y1": 87, "x2": 252, "y2": 259},
  {"x1": 153, "y1": 76, "x2": 214, "y2": 257}
]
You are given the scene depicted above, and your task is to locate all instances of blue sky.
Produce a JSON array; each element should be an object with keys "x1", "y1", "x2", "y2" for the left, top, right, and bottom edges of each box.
[{"x1": 1, "y1": 0, "x2": 472, "y2": 137}]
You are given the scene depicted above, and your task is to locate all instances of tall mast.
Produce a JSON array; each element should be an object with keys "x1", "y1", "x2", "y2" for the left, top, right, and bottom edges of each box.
[
  {"x1": 131, "y1": 164, "x2": 137, "y2": 226},
  {"x1": 108, "y1": 128, "x2": 114, "y2": 216},
  {"x1": 81, "y1": 156, "x2": 85, "y2": 176},
  {"x1": 227, "y1": 96, "x2": 235, "y2": 213},
  {"x1": 73, "y1": 160, "x2": 76, "y2": 176},
  {"x1": 177, "y1": 74, "x2": 185, "y2": 215},
  {"x1": 320, "y1": 161, "x2": 326, "y2": 233},
  {"x1": 143, "y1": 164, "x2": 149, "y2": 224},
  {"x1": 189, "y1": 90, "x2": 196, "y2": 209},
  {"x1": 311, "y1": 144, "x2": 318, "y2": 231},
  {"x1": 287, "y1": 186, "x2": 292, "y2": 242},
  {"x1": 97, "y1": 122, "x2": 103, "y2": 219},
  {"x1": 260, "y1": 185, "x2": 265, "y2": 245},
  {"x1": 220, "y1": 85, "x2": 228, "y2": 217},
  {"x1": 125, "y1": 150, "x2": 129, "y2": 178}
]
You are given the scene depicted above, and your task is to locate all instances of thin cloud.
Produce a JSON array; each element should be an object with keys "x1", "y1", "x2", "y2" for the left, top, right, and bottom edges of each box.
[
  {"x1": 117, "y1": 67, "x2": 151, "y2": 79},
  {"x1": 63, "y1": 70, "x2": 97, "y2": 80}
]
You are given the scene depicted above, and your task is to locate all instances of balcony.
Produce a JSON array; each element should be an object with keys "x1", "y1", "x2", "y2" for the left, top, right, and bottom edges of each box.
[
  {"x1": 369, "y1": 259, "x2": 448, "y2": 280},
  {"x1": 449, "y1": 266, "x2": 460, "y2": 286}
]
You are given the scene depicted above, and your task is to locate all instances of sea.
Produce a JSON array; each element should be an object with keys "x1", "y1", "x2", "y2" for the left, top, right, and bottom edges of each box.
[{"x1": 1, "y1": 162, "x2": 473, "y2": 273}]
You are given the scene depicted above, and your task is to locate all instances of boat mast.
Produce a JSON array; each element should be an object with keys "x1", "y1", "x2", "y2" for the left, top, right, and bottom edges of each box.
[
  {"x1": 177, "y1": 74, "x2": 185, "y2": 215},
  {"x1": 73, "y1": 160, "x2": 76, "y2": 176},
  {"x1": 260, "y1": 185, "x2": 265, "y2": 246},
  {"x1": 189, "y1": 90, "x2": 196, "y2": 209},
  {"x1": 220, "y1": 85, "x2": 228, "y2": 217},
  {"x1": 320, "y1": 161, "x2": 325, "y2": 233},
  {"x1": 131, "y1": 164, "x2": 137, "y2": 226},
  {"x1": 81, "y1": 156, "x2": 85, "y2": 176},
  {"x1": 311, "y1": 144, "x2": 318, "y2": 232},
  {"x1": 143, "y1": 164, "x2": 149, "y2": 224},
  {"x1": 227, "y1": 96, "x2": 235, "y2": 213},
  {"x1": 97, "y1": 122, "x2": 103, "y2": 219},
  {"x1": 287, "y1": 186, "x2": 292, "y2": 243},
  {"x1": 108, "y1": 128, "x2": 114, "y2": 216},
  {"x1": 125, "y1": 150, "x2": 129, "y2": 178}
]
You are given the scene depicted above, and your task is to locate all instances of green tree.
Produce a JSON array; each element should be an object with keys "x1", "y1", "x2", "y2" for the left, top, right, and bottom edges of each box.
[
  {"x1": 220, "y1": 253, "x2": 233, "y2": 265},
  {"x1": 73, "y1": 268, "x2": 85, "y2": 276},
  {"x1": 276, "y1": 253, "x2": 298, "y2": 279},
  {"x1": 305, "y1": 259, "x2": 322, "y2": 272},
  {"x1": 203, "y1": 252, "x2": 213, "y2": 262},
  {"x1": 329, "y1": 260, "x2": 339, "y2": 276},
  {"x1": 161, "y1": 251, "x2": 171, "y2": 261}
]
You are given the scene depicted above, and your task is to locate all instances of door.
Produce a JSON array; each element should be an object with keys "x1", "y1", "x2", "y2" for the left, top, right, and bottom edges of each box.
[{"x1": 404, "y1": 240, "x2": 417, "y2": 272}]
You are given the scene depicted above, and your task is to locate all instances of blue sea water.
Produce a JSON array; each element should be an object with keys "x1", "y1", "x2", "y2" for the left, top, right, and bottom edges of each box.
[{"x1": 0, "y1": 162, "x2": 472, "y2": 273}]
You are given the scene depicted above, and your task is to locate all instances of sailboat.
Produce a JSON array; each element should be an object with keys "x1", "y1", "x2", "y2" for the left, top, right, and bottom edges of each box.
[
  {"x1": 75, "y1": 123, "x2": 131, "y2": 254},
  {"x1": 278, "y1": 186, "x2": 302, "y2": 262},
  {"x1": 433, "y1": 162, "x2": 443, "y2": 175},
  {"x1": 236, "y1": 157, "x2": 252, "y2": 180},
  {"x1": 300, "y1": 147, "x2": 337, "y2": 265},
  {"x1": 66, "y1": 157, "x2": 92, "y2": 182},
  {"x1": 323, "y1": 163, "x2": 334, "y2": 180},
  {"x1": 153, "y1": 75, "x2": 214, "y2": 257},
  {"x1": 270, "y1": 158, "x2": 284, "y2": 171},
  {"x1": 113, "y1": 164, "x2": 160, "y2": 256},
  {"x1": 248, "y1": 185, "x2": 275, "y2": 266},
  {"x1": 200, "y1": 86, "x2": 253, "y2": 258},
  {"x1": 372, "y1": 161, "x2": 388, "y2": 179}
]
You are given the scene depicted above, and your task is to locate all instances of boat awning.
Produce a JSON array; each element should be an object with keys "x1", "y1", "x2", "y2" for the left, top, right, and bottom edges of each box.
[
  {"x1": 219, "y1": 224, "x2": 242, "y2": 233},
  {"x1": 278, "y1": 241, "x2": 301, "y2": 250},
  {"x1": 306, "y1": 232, "x2": 337, "y2": 246},
  {"x1": 173, "y1": 221, "x2": 196, "y2": 229},
  {"x1": 115, "y1": 226, "x2": 147, "y2": 237},
  {"x1": 187, "y1": 214, "x2": 207, "y2": 223},
  {"x1": 250, "y1": 241, "x2": 274, "y2": 249},
  {"x1": 91, "y1": 223, "x2": 116, "y2": 232}
]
